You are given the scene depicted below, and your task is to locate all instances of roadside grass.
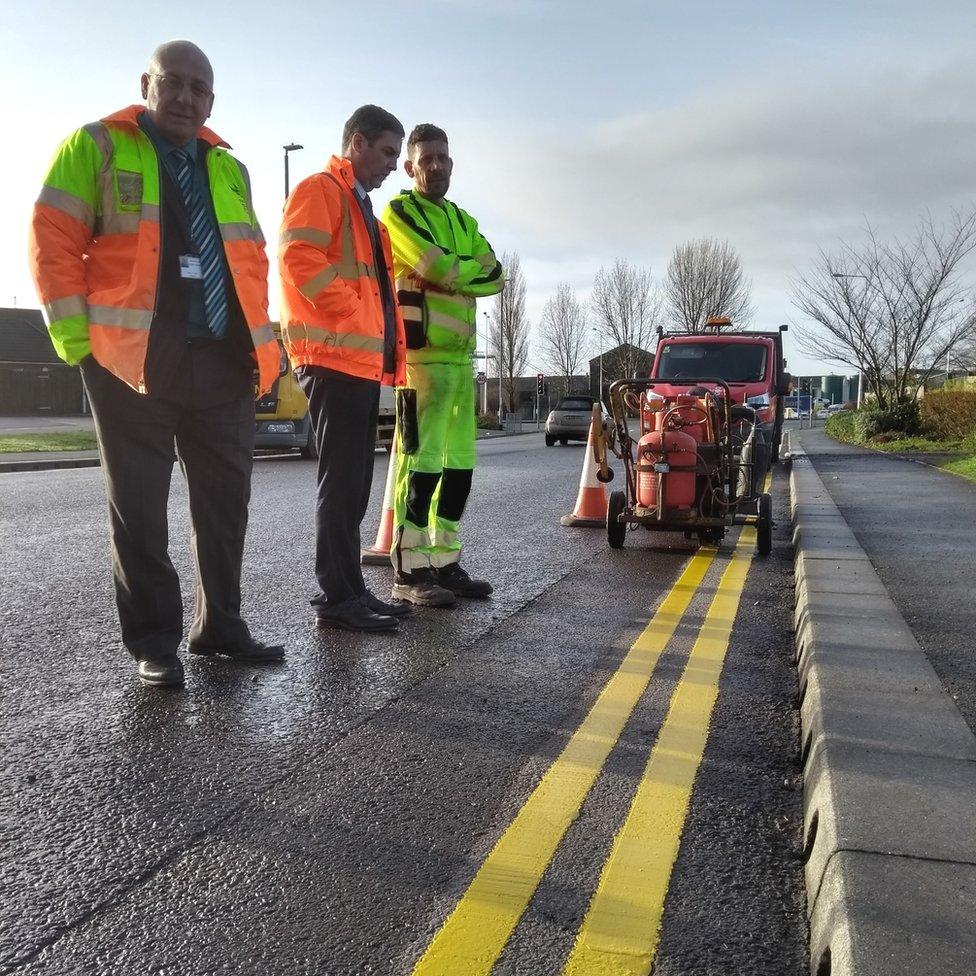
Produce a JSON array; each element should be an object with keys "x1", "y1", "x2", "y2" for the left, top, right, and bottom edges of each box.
[
  {"x1": 939, "y1": 455, "x2": 976, "y2": 480},
  {"x1": 823, "y1": 410, "x2": 976, "y2": 482},
  {"x1": 0, "y1": 432, "x2": 98, "y2": 453}
]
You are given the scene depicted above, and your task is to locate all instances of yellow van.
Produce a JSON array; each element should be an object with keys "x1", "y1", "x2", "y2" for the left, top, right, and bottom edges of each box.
[{"x1": 255, "y1": 326, "x2": 395, "y2": 457}]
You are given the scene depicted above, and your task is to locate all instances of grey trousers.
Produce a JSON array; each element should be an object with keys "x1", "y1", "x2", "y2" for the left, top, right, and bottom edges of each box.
[
  {"x1": 81, "y1": 356, "x2": 255, "y2": 662},
  {"x1": 297, "y1": 367, "x2": 380, "y2": 609}
]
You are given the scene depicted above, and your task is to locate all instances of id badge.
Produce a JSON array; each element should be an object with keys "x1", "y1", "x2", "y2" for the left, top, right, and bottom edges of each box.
[{"x1": 179, "y1": 255, "x2": 203, "y2": 279}]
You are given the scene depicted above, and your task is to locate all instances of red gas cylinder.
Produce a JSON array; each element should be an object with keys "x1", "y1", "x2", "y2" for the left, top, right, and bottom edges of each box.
[
  {"x1": 636, "y1": 428, "x2": 698, "y2": 511},
  {"x1": 668, "y1": 394, "x2": 708, "y2": 445}
]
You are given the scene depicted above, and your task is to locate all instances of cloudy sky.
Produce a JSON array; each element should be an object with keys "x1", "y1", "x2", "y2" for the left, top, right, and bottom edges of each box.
[{"x1": 4, "y1": 0, "x2": 975, "y2": 375}]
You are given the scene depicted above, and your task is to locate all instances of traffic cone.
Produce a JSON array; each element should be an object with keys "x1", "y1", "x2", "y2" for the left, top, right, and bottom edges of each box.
[
  {"x1": 361, "y1": 438, "x2": 398, "y2": 565},
  {"x1": 560, "y1": 420, "x2": 608, "y2": 528}
]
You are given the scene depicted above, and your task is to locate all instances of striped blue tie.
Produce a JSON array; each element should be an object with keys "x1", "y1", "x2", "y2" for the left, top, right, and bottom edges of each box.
[{"x1": 174, "y1": 149, "x2": 228, "y2": 339}]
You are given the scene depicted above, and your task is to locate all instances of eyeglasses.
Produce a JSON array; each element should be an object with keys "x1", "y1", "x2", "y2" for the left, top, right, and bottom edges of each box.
[{"x1": 149, "y1": 72, "x2": 213, "y2": 100}]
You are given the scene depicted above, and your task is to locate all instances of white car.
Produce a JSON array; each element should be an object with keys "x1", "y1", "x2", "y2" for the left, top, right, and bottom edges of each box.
[{"x1": 545, "y1": 396, "x2": 611, "y2": 446}]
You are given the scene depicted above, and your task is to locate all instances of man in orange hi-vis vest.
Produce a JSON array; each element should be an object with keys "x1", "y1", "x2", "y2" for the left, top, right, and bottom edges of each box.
[
  {"x1": 279, "y1": 105, "x2": 409, "y2": 633},
  {"x1": 28, "y1": 40, "x2": 285, "y2": 689}
]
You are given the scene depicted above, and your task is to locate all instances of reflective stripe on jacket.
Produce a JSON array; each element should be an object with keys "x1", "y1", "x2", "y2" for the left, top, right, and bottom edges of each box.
[
  {"x1": 278, "y1": 156, "x2": 406, "y2": 386},
  {"x1": 382, "y1": 190, "x2": 504, "y2": 365},
  {"x1": 28, "y1": 104, "x2": 277, "y2": 394}
]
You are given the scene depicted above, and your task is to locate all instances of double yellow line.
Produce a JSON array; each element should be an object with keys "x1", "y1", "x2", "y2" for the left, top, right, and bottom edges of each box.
[{"x1": 412, "y1": 528, "x2": 759, "y2": 976}]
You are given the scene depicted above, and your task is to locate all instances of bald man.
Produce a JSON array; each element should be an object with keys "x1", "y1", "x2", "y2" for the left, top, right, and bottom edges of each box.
[{"x1": 29, "y1": 41, "x2": 285, "y2": 688}]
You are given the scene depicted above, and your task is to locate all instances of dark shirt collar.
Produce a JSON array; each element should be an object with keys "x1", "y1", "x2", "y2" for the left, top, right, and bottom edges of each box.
[{"x1": 139, "y1": 110, "x2": 197, "y2": 162}]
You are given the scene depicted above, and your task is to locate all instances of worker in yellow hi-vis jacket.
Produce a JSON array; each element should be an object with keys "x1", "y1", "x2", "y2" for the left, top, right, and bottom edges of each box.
[{"x1": 381, "y1": 123, "x2": 505, "y2": 607}]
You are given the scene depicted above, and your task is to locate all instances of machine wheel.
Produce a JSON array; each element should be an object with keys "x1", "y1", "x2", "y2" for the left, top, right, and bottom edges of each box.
[
  {"x1": 698, "y1": 528, "x2": 724, "y2": 547},
  {"x1": 545, "y1": 434, "x2": 555, "y2": 447},
  {"x1": 756, "y1": 492, "x2": 772, "y2": 555},
  {"x1": 607, "y1": 491, "x2": 627, "y2": 549}
]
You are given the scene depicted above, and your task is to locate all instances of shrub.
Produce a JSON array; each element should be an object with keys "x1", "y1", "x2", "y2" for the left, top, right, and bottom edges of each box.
[
  {"x1": 853, "y1": 409, "x2": 883, "y2": 440},
  {"x1": 921, "y1": 389, "x2": 976, "y2": 440},
  {"x1": 476, "y1": 413, "x2": 501, "y2": 430},
  {"x1": 887, "y1": 399, "x2": 921, "y2": 435},
  {"x1": 853, "y1": 401, "x2": 920, "y2": 441},
  {"x1": 824, "y1": 410, "x2": 857, "y2": 443}
]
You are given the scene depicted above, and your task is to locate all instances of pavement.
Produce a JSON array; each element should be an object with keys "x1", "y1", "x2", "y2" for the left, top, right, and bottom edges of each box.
[
  {"x1": 790, "y1": 426, "x2": 976, "y2": 976},
  {"x1": 0, "y1": 433, "x2": 807, "y2": 975}
]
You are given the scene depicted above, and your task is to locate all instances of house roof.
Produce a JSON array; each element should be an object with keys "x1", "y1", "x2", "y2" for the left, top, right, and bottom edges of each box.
[
  {"x1": 587, "y1": 342, "x2": 655, "y2": 367},
  {"x1": 0, "y1": 308, "x2": 61, "y2": 364}
]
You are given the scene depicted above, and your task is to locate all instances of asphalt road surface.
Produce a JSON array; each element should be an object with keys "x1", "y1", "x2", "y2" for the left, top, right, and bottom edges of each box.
[{"x1": 0, "y1": 433, "x2": 806, "y2": 975}]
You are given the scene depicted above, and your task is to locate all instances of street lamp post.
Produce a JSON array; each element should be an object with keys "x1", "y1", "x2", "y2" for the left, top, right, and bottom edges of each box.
[
  {"x1": 831, "y1": 272, "x2": 868, "y2": 408},
  {"x1": 283, "y1": 143, "x2": 303, "y2": 200}
]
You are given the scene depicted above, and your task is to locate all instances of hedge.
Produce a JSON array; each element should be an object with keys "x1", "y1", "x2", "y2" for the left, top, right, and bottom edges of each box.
[{"x1": 921, "y1": 389, "x2": 976, "y2": 440}]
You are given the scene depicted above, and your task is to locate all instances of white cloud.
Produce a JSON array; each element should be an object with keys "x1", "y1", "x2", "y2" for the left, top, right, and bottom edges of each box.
[{"x1": 449, "y1": 57, "x2": 976, "y2": 372}]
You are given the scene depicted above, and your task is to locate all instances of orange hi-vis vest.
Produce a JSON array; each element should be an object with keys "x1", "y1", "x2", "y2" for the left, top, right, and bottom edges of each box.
[
  {"x1": 29, "y1": 105, "x2": 278, "y2": 395},
  {"x1": 278, "y1": 155, "x2": 406, "y2": 386}
]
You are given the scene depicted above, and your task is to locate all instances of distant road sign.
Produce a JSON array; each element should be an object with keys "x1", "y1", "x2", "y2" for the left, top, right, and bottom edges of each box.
[{"x1": 476, "y1": 371, "x2": 487, "y2": 385}]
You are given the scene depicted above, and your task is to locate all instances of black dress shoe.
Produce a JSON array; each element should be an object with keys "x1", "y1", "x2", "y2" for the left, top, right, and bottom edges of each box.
[
  {"x1": 316, "y1": 600, "x2": 399, "y2": 632},
  {"x1": 138, "y1": 657, "x2": 185, "y2": 688},
  {"x1": 362, "y1": 591, "x2": 411, "y2": 617},
  {"x1": 187, "y1": 636, "x2": 286, "y2": 662}
]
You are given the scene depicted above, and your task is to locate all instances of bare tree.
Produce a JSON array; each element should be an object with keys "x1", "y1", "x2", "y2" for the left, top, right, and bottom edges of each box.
[
  {"x1": 590, "y1": 260, "x2": 661, "y2": 382},
  {"x1": 488, "y1": 251, "x2": 529, "y2": 414},
  {"x1": 664, "y1": 237, "x2": 755, "y2": 332},
  {"x1": 538, "y1": 282, "x2": 587, "y2": 395},
  {"x1": 792, "y1": 210, "x2": 976, "y2": 409}
]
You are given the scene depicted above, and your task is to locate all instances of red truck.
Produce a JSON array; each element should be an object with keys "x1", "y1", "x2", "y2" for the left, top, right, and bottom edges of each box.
[{"x1": 649, "y1": 319, "x2": 792, "y2": 463}]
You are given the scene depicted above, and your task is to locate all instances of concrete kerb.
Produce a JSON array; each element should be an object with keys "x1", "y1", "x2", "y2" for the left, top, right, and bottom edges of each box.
[
  {"x1": 790, "y1": 458, "x2": 976, "y2": 975},
  {"x1": 0, "y1": 454, "x2": 100, "y2": 474}
]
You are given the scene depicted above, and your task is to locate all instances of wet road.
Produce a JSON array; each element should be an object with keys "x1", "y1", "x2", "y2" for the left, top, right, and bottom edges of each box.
[{"x1": 0, "y1": 434, "x2": 806, "y2": 975}]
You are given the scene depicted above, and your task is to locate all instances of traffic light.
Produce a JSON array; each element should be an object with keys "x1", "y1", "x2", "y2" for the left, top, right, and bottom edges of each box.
[{"x1": 536, "y1": 373, "x2": 545, "y2": 397}]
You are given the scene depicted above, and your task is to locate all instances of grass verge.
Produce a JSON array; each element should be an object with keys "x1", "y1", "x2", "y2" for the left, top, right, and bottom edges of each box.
[{"x1": 0, "y1": 432, "x2": 98, "y2": 453}]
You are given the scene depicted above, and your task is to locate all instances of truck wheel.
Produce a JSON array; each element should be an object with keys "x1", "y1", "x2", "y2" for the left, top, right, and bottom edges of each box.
[
  {"x1": 608, "y1": 491, "x2": 627, "y2": 549},
  {"x1": 756, "y1": 492, "x2": 772, "y2": 555}
]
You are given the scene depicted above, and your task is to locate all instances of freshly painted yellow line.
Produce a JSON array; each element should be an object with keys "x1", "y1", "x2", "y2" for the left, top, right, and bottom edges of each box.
[
  {"x1": 410, "y1": 548, "x2": 717, "y2": 976},
  {"x1": 561, "y1": 528, "x2": 757, "y2": 976}
]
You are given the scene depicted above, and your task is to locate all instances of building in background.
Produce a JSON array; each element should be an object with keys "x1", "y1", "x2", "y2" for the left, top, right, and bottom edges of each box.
[
  {"x1": 588, "y1": 343, "x2": 655, "y2": 402},
  {"x1": 790, "y1": 373, "x2": 859, "y2": 405},
  {"x1": 0, "y1": 307, "x2": 85, "y2": 415}
]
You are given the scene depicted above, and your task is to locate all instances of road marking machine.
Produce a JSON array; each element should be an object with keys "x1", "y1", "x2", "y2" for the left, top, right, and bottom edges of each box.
[{"x1": 591, "y1": 377, "x2": 773, "y2": 553}]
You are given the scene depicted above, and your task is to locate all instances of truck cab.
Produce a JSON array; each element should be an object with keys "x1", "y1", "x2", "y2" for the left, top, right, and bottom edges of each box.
[{"x1": 650, "y1": 319, "x2": 791, "y2": 461}]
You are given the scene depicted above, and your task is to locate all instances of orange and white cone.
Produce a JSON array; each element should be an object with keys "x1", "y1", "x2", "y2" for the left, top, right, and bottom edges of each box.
[
  {"x1": 361, "y1": 438, "x2": 398, "y2": 565},
  {"x1": 560, "y1": 421, "x2": 608, "y2": 528}
]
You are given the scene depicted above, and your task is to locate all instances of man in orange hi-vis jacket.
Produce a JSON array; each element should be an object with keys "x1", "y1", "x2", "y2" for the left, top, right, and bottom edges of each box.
[
  {"x1": 29, "y1": 40, "x2": 285, "y2": 689},
  {"x1": 279, "y1": 104, "x2": 409, "y2": 633}
]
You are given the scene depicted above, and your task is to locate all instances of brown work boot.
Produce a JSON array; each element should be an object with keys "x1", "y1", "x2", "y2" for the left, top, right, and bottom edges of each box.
[{"x1": 391, "y1": 568, "x2": 456, "y2": 607}]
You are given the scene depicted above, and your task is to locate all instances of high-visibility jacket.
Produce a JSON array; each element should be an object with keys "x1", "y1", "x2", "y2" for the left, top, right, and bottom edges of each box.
[
  {"x1": 279, "y1": 156, "x2": 406, "y2": 386},
  {"x1": 382, "y1": 190, "x2": 505, "y2": 365},
  {"x1": 28, "y1": 105, "x2": 277, "y2": 395}
]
